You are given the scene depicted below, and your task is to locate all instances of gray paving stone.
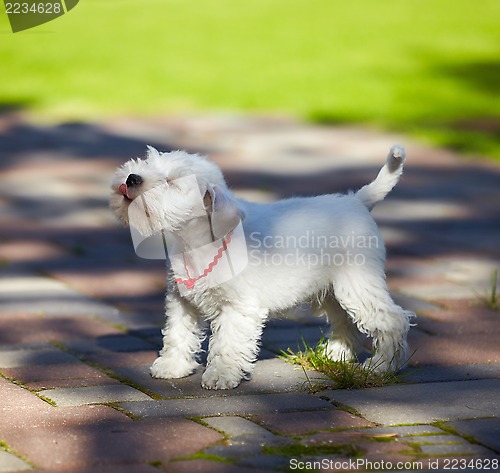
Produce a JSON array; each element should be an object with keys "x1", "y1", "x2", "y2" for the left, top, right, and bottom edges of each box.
[
  {"x1": 0, "y1": 342, "x2": 50, "y2": 352},
  {"x1": 0, "y1": 348, "x2": 80, "y2": 368},
  {"x1": 404, "y1": 434, "x2": 465, "y2": 444},
  {"x1": 120, "y1": 393, "x2": 332, "y2": 418},
  {"x1": 39, "y1": 384, "x2": 152, "y2": 406},
  {"x1": 0, "y1": 450, "x2": 32, "y2": 472},
  {"x1": 262, "y1": 329, "x2": 326, "y2": 355},
  {"x1": 0, "y1": 276, "x2": 69, "y2": 294},
  {"x1": 0, "y1": 295, "x2": 120, "y2": 319},
  {"x1": 320, "y1": 379, "x2": 500, "y2": 425},
  {"x1": 269, "y1": 305, "x2": 324, "y2": 326},
  {"x1": 0, "y1": 277, "x2": 120, "y2": 319},
  {"x1": 443, "y1": 258, "x2": 500, "y2": 288},
  {"x1": 361, "y1": 425, "x2": 445, "y2": 437},
  {"x1": 63, "y1": 334, "x2": 156, "y2": 355},
  {"x1": 240, "y1": 454, "x2": 291, "y2": 470},
  {"x1": 420, "y1": 442, "x2": 493, "y2": 456},
  {"x1": 372, "y1": 200, "x2": 467, "y2": 222},
  {"x1": 204, "y1": 444, "x2": 262, "y2": 460},
  {"x1": 449, "y1": 418, "x2": 500, "y2": 454},
  {"x1": 115, "y1": 358, "x2": 312, "y2": 398},
  {"x1": 261, "y1": 325, "x2": 326, "y2": 344},
  {"x1": 391, "y1": 292, "x2": 441, "y2": 313},
  {"x1": 379, "y1": 226, "x2": 415, "y2": 246},
  {"x1": 403, "y1": 364, "x2": 500, "y2": 384},
  {"x1": 105, "y1": 311, "x2": 165, "y2": 331},
  {"x1": 205, "y1": 443, "x2": 289, "y2": 471},
  {"x1": 398, "y1": 282, "x2": 476, "y2": 301},
  {"x1": 203, "y1": 416, "x2": 286, "y2": 447}
]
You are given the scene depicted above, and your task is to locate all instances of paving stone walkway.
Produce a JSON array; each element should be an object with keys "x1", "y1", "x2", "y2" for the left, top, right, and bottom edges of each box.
[{"x1": 0, "y1": 111, "x2": 499, "y2": 472}]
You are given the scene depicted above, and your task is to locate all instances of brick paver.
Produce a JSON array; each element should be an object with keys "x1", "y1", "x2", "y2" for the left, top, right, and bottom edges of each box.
[
  {"x1": 0, "y1": 449, "x2": 32, "y2": 472},
  {"x1": 321, "y1": 379, "x2": 500, "y2": 425},
  {"x1": 120, "y1": 392, "x2": 332, "y2": 418},
  {"x1": 39, "y1": 384, "x2": 152, "y2": 407},
  {"x1": 0, "y1": 313, "x2": 125, "y2": 345},
  {"x1": 253, "y1": 409, "x2": 374, "y2": 435},
  {"x1": 1, "y1": 113, "x2": 499, "y2": 471}
]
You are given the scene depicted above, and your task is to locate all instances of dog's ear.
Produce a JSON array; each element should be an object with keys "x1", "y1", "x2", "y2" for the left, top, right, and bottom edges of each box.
[
  {"x1": 146, "y1": 146, "x2": 160, "y2": 159},
  {"x1": 204, "y1": 185, "x2": 245, "y2": 238}
]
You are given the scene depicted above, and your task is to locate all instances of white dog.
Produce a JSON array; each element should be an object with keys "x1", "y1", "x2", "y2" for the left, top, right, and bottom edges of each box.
[{"x1": 110, "y1": 145, "x2": 414, "y2": 389}]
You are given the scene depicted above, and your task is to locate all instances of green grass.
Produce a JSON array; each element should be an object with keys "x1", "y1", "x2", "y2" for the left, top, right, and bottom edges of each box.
[
  {"x1": 263, "y1": 442, "x2": 361, "y2": 459},
  {"x1": 1, "y1": 0, "x2": 499, "y2": 157},
  {"x1": 280, "y1": 337, "x2": 408, "y2": 391},
  {"x1": 480, "y1": 269, "x2": 499, "y2": 310},
  {"x1": 487, "y1": 269, "x2": 499, "y2": 310}
]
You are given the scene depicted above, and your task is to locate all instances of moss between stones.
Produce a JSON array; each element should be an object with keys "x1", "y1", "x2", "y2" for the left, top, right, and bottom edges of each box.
[{"x1": 263, "y1": 442, "x2": 361, "y2": 458}]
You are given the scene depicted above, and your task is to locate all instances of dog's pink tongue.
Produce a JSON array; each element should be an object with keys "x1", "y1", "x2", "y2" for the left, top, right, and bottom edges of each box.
[{"x1": 118, "y1": 184, "x2": 130, "y2": 199}]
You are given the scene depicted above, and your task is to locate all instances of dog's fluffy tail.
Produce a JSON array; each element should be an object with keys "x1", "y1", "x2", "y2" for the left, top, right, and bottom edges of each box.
[{"x1": 355, "y1": 145, "x2": 406, "y2": 210}]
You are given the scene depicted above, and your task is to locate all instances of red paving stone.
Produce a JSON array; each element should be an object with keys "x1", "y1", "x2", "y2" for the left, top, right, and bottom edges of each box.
[
  {"x1": 87, "y1": 350, "x2": 158, "y2": 368},
  {"x1": 0, "y1": 313, "x2": 123, "y2": 344},
  {"x1": 408, "y1": 303, "x2": 500, "y2": 366},
  {"x1": 1, "y1": 363, "x2": 120, "y2": 391},
  {"x1": 30, "y1": 466, "x2": 160, "y2": 473},
  {"x1": 27, "y1": 376, "x2": 122, "y2": 391},
  {"x1": 0, "y1": 240, "x2": 70, "y2": 262},
  {"x1": 2, "y1": 415, "x2": 223, "y2": 471},
  {"x1": 405, "y1": 296, "x2": 500, "y2": 366},
  {"x1": 253, "y1": 410, "x2": 374, "y2": 435},
  {"x1": 418, "y1": 306, "x2": 500, "y2": 335},
  {"x1": 409, "y1": 329, "x2": 500, "y2": 366},
  {"x1": 49, "y1": 267, "x2": 165, "y2": 299},
  {"x1": 0, "y1": 376, "x2": 51, "y2": 419},
  {"x1": 2, "y1": 363, "x2": 109, "y2": 384},
  {"x1": 417, "y1": 316, "x2": 500, "y2": 337},
  {"x1": 2, "y1": 404, "x2": 127, "y2": 430}
]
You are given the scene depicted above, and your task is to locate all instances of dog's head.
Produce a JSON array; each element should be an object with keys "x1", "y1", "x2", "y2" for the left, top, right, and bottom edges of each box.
[{"x1": 110, "y1": 147, "x2": 244, "y2": 241}]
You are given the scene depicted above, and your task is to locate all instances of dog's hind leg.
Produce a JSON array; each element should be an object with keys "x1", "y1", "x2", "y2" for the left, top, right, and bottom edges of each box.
[
  {"x1": 150, "y1": 289, "x2": 206, "y2": 379},
  {"x1": 314, "y1": 297, "x2": 363, "y2": 362},
  {"x1": 332, "y1": 264, "x2": 414, "y2": 372}
]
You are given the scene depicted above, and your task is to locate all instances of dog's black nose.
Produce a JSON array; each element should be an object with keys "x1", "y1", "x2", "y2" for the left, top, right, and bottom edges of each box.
[{"x1": 126, "y1": 174, "x2": 143, "y2": 187}]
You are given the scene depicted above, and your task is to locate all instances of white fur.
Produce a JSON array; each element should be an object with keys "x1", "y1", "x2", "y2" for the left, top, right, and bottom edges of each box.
[{"x1": 110, "y1": 145, "x2": 415, "y2": 389}]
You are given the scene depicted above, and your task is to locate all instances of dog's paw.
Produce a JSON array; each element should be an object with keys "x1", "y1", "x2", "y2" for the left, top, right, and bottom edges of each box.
[
  {"x1": 363, "y1": 355, "x2": 385, "y2": 373},
  {"x1": 325, "y1": 340, "x2": 356, "y2": 362},
  {"x1": 150, "y1": 356, "x2": 196, "y2": 379},
  {"x1": 201, "y1": 367, "x2": 241, "y2": 390},
  {"x1": 362, "y1": 355, "x2": 396, "y2": 373}
]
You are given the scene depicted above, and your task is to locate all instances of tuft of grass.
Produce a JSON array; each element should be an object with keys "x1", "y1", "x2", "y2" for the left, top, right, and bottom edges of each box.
[
  {"x1": 280, "y1": 337, "x2": 409, "y2": 391},
  {"x1": 487, "y1": 269, "x2": 499, "y2": 310},
  {"x1": 173, "y1": 451, "x2": 233, "y2": 464},
  {"x1": 476, "y1": 269, "x2": 500, "y2": 311}
]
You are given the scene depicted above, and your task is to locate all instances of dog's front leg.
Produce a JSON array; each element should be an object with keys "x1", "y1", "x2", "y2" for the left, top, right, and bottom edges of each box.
[
  {"x1": 202, "y1": 306, "x2": 266, "y2": 390},
  {"x1": 150, "y1": 290, "x2": 205, "y2": 379}
]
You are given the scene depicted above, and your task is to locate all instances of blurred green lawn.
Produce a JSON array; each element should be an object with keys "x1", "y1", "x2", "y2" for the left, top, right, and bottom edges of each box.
[{"x1": 1, "y1": 0, "x2": 499, "y2": 157}]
